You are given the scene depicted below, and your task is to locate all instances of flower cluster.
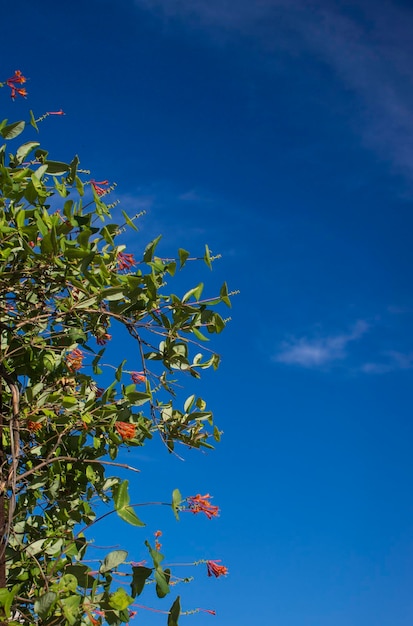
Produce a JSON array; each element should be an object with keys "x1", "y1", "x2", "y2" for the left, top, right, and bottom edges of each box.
[
  {"x1": 27, "y1": 420, "x2": 43, "y2": 433},
  {"x1": 90, "y1": 179, "x2": 109, "y2": 196},
  {"x1": 5, "y1": 70, "x2": 27, "y2": 99},
  {"x1": 117, "y1": 251, "x2": 136, "y2": 271},
  {"x1": 66, "y1": 348, "x2": 84, "y2": 372},
  {"x1": 185, "y1": 494, "x2": 219, "y2": 519},
  {"x1": 115, "y1": 422, "x2": 136, "y2": 440},
  {"x1": 206, "y1": 560, "x2": 228, "y2": 578},
  {"x1": 131, "y1": 371, "x2": 145, "y2": 384}
]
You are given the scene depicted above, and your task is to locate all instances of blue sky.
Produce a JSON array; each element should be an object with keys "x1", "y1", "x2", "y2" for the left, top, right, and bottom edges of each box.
[{"x1": 4, "y1": 0, "x2": 413, "y2": 624}]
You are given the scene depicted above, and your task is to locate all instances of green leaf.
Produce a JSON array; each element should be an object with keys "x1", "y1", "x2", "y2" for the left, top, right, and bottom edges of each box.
[
  {"x1": 0, "y1": 588, "x2": 17, "y2": 618},
  {"x1": 143, "y1": 235, "x2": 162, "y2": 262},
  {"x1": 45, "y1": 160, "x2": 70, "y2": 175},
  {"x1": 172, "y1": 488, "x2": 182, "y2": 521},
  {"x1": 113, "y1": 480, "x2": 146, "y2": 526},
  {"x1": 34, "y1": 591, "x2": 57, "y2": 619},
  {"x1": 1, "y1": 120, "x2": 25, "y2": 140},
  {"x1": 131, "y1": 566, "x2": 152, "y2": 597},
  {"x1": 183, "y1": 394, "x2": 195, "y2": 412},
  {"x1": 62, "y1": 595, "x2": 81, "y2": 625},
  {"x1": 29, "y1": 110, "x2": 39, "y2": 132},
  {"x1": 155, "y1": 567, "x2": 171, "y2": 598},
  {"x1": 178, "y1": 248, "x2": 189, "y2": 268},
  {"x1": 182, "y1": 282, "x2": 204, "y2": 303},
  {"x1": 109, "y1": 587, "x2": 133, "y2": 611},
  {"x1": 122, "y1": 210, "x2": 139, "y2": 231},
  {"x1": 115, "y1": 359, "x2": 126, "y2": 382},
  {"x1": 113, "y1": 480, "x2": 130, "y2": 509},
  {"x1": 168, "y1": 596, "x2": 181, "y2": 626},
  {"x1": 204, "y1": 244, "x2": 212, "y2": 269},
  {"x1": 100, "y1": 550, "x2": 128, "y2": 574},
  {"x1": 117, "y1": 505, "x2": 145, "y2": 527},
  {"x1": 145, "y1": 540, "x2": 164, "y2": 569},
  {"x1": 104, "y1": 286, "x2": 125, "y2": 301},
  {"x1": 220, "y1": 281, "x2": 232, "y2": 307},
  {"x1": 192, "y1": 327, "x2": 210, "y2": 342},
  {"x1": 16, "y1": 141, "x2": 40, "y2": 163}
]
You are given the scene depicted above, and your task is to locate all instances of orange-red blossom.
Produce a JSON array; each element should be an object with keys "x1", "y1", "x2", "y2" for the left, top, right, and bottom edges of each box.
[
  {"x1": 6, "y1": 70, "x2": 27, "y2": 99},
  {"x1": 117, "y1": 251, "x2": 136, "y2": 271},
  {"x1": 27, "y1": 420, "x2": 43, "y2": 433},
  {"x1": 66, "y1": 348, "x2": 84, "y2": 372},
  {"x1": 186, "y1": 493, "x2": 219, "y2": 519},
  {"x1": 90, "y1": 180, "x2": 109, "y2": 196},
  {"x1": 206, "y1": 560, "x2": 228, "y2": 578},
  {"x1": 154, "y1": 530, "x2": 162, "y2": 551},
  {"x1": 115, "y1": 422, "x2": 136, "y2": 440}
]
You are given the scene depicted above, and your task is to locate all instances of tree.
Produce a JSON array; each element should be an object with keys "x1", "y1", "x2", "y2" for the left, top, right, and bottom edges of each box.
[{"x1": 0, "y1": 71, "x2": 230, "y2": 625}]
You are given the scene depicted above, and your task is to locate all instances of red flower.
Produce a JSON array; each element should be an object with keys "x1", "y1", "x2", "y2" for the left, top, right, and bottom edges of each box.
[
  {"x1": 66, "y1": 348, "x2": 84, "y2": 372},
  {"x1": 6, "y1": 70, "x2": 27, "y2": 99},
  {"x1": 186, "y1": 494, "x2": 219, "y2": 519},
  {"x1": 90, "y1": 180, "x2": 109, "y2": 196},
  {"x1": 131, "y1": 371, "x2": 145, "y2": 384},
  {"x1": 46, "y1": 109, "x2": 65, "y2": 115},
  {"x1": 96, "y1": 333, "x2": 112, "y2": 345},
  {"x1": 117, "y1": 251, "x2": 136, "y2": 271},
  {"x1": 198, "y1": 609, "x2": 216, "y2": 615},
  {"x1": 206, "y1": 560, "x2": 228, "y2": 578},
  {"x1": 115, "y1": 422, "x2": 136, "y2": 440}
]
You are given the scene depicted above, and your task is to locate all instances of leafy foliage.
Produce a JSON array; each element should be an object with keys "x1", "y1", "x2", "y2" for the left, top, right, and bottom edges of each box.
[{"x1": 0, "y1": 77, "x2": 230, "y2": 624}]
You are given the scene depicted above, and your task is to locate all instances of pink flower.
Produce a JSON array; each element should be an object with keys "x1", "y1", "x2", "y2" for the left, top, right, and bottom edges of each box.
[{"x1": 206, "y1": 560, "x2": 228, "y2": 578}]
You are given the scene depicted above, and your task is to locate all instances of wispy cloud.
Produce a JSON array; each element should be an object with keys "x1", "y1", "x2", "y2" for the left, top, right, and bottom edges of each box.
[
  {"x1": 362, "y1": 351, "x2": 413, "y2": 374},
  {"x1": 135, "y1": 0, "x2": 413, "y2": 178},
  {"x1": 274, "y1": 320, "x2": 369, "y2": 368}
]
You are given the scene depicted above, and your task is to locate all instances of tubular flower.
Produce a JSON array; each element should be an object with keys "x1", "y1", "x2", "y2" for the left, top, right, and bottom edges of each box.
[
  {"x1": 90, "y1": 179, "x2": 109, "y2": 196},
  {"x1": 115, "y1": 422, "x2": 136, "y2": 440},
  {"x1": 6, "y1": 70, "x2": 27, "y2": 99},
  {"x1": 186, "y1": 494, "x2": 219, "y2": 519},
  {"x1": 96, "y1": 332, "x2": 112, "y2": 345},
  {"x1": 27, "y1": 420, "x2": 43, "y2": 433},
  {"x1": 206, "y1": 560, "x2": 228, "y2": 578},
  {"x1": 131, "y1": 371, "x2": 145, "y2": 384},
  {"x1": 46, "y1": 109, "x2": 65, "y2": 115},
  {"x1": 66, "y1": 348, "x2": 84, "y2": 372},
  {"x1": 117, "y1": 251, "x2": 136, "y2": 271}
]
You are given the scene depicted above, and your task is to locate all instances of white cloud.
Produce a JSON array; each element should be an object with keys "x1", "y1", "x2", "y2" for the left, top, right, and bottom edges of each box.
[{"x1": 274, "y1": 320, "x2": 369, "y2": 368}]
